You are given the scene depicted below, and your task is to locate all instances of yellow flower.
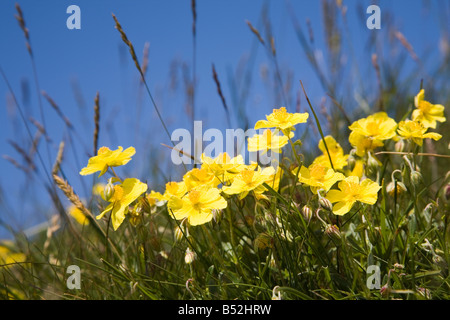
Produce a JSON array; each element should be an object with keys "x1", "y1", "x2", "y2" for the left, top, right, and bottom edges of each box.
[
  {"x1": 168, "y1": 186, "x2": 227, "y2": 226},
  {"x1": 92, "y1": 183, "x2": 106, "y2": 196},
  {"x1": 326, "y1": 176, "x2": 381, "y2": 215},
  {"x1": 254, "y1": 107, "x2": 309, "y2": 132},
  {"x1": 146, "y1": 190, "x2": 165, "y2": 207},
  {"x1": 347, "y1": 159, "x2": 364, "y2": 178},
  {"x1": 68, "y1": 204, "x2": 90, "y2": 226},
  {"x1": 397, "y1": 120, "x2": 442, "y2": 146},
  {"x1": 97, "y1": 178, "x2": 148, "y2": 230},
  {"x1": 412, "y1": 89, "x2": 446, "y2": 129},
  {"x1": 80, "y1": 146, "x2": 136, "y2": 177},
  {"x1": 247, "y1": 129, "x2": 291, "y2": 154},
  {"x1": 312, "y1": 135, "x2": 349, "y2": 170},
  {"x1": 293, "y1": 163, "x2": 345, "y2": 194},
  {"x1": 0, "y1": 244, "x2": 26, "y2": 269},
  {"x1": 201, "y1": 153, "x2": 249, "y2": 185},
  {"x1": 183, "y1": 168, "x2": 219, "y2": 190},
  {"x1": 222, "y1": 166, "x2": 278, "y2": 199},
  {"x1": 161, "y1": 181, "x2": 188, "y2": 200},
  {"x1": 349, "y1": 112, "x2": 397, "y2": 156}
]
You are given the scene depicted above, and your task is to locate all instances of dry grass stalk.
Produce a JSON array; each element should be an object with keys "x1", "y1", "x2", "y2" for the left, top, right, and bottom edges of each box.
[
  {"x1": 371, "y1": 53, "x2": 384, "y2": 111},
  {"x1": 211, "y1": 64, "x2": 231, "y2": 127},
  {"x1": 52, "y1": 141, "x2": 65, "y2": 176},
  {"x1": 52, "y1": 174, "x2": 94, "y2": 221},
  {"x1": 2, "y1": 154, "x2": 29, "y2": 173},
  {"x1": 93, "y1": 92, "x2": 100, "y2": 156},
  {"x1": 8, "y1": 139, "x2": 35, "y2": 171},
  {"x1": 112, "y1": 14, "x2": 143, "y2": 79},
  {"x1": 191, "y1": 0, "x2": 197, "y2": 38},
  {"x1": 41, "y1": 91, "x2": 73, "y2": 129},
  {"x1": 14, "y1": 3, "x2": 32, "y2": 55},
  {"x1": 245, "y1": 20, "x2": 265, "y2": 46},
  {"x1": 29, "y1": 116, "x2": 51, "y2": 142},
  {"x1": 394, "y1": 31, "x2": 419, "y2": 62},
  {"x1": 141, "y1": 42, "x2": 150, "y2": 82}
]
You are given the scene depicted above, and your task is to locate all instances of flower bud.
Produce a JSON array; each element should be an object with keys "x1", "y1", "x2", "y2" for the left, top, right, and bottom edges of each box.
[
  {"x1": 410, "y1": 171, "x2": 422, "y2": 186},
  {"x1": 254, "y1": 232, "x2": 273, "y2": 250},
  {"x1": 319, "y1": 197, "x2": 333, "y2": 212},
  {"x1": 367, "y1": 153, "x2": 380, "y2": 175},
  {"x1": 444, "y1": 184, "x2": 450, "y2": 202},
  {"x1": 184, "y1": 247, "x2": 196, "y2": 264},
  {"x1": 386, "y1": 181, "x2": 407, "y2": 197},
  {"x1": 103, "y1": 182, "x2": 115, "y2": 201},
  {"x1": 301, "y1": 205, "x2": 313, "y2": 221},
  {"x1": 347, "y1": 154, "x2": 356, "y2": 171},
  {"x1": 139, "y1": 196, "x2": 151, "y2": 214},
  {"x1": 272, "y1": 286, "x2": 281, "y2": 300},
  {"x1": 174, "y1": 226, "x2": 185, "y2": 242},
  {"x1": 325, "y1": 224, "x2": 341, "y2": 242},
  {"x1": 394, "y1": 139, "x2": 405, "y2": 153}
]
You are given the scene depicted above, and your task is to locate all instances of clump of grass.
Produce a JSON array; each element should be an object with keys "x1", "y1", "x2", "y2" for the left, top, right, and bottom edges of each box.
[{"x1": 1, "y1": 2, "x2": 449, "y2": 301}]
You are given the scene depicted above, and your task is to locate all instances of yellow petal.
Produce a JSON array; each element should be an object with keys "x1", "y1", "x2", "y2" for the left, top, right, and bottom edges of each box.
[
  {"x1": 326, "y1": 190, "x2": 344, "y2": 203},
  {"x1": 332, "y1": 200, "x2": 356, "y2": 216}
]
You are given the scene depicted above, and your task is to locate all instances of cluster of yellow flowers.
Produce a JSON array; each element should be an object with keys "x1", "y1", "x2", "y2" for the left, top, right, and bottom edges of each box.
[{"x1": 77, "y1": 89, "x2": 445, "y2": 230}]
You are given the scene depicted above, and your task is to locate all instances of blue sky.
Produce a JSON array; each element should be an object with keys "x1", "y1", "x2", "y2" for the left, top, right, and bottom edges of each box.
[{"x1": 0, "y1": 0, "x2": 448, "y2": 238}]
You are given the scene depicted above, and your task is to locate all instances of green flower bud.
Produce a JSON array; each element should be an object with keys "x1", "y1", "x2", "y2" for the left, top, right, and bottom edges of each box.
[
  {"x1": 325, "y1": 224, "x2": 341, "y2": 242},
  {"x1": 386, "y1": 180, "x2": 407, "y2": 197},
  {"x1": 319, "y1": 197, "x2": 333, "y2": 212},
  {"x1": 103, "y1": 182, "x2": 115, "y2": 201},
  {"x1": 410, "y1": 171, "x2": 422, "y2": 186},
  {"x1": 347, "y1": 154, "x2": 356, "y2": 171},
  {"x1": 367, "y1": 153, "x2": 380, "y2": 175},
  {"x1": 301, "y1": 205, "x2": 313, "y2": 222},
  {"x1": 394, "y1": 140, "x2": 405, "y2": 153},
  {"x1": 184, "y1": 247, "x2": 196, "y2": 264}
]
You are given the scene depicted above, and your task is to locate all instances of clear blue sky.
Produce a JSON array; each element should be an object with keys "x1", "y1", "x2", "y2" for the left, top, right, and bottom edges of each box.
[{"x1": 0, "y1": 0, "x2": 447, "y2": 238}]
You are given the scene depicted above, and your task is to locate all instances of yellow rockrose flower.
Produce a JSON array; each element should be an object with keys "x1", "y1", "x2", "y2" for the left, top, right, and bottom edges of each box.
[
  {"x1": 312, "y1": 135, "x2": 349, "y2": 170},
  {"x1": 412, "y1": 89, "x2": 446, "y2": 129},
  {"x1": 397, "y1": 120, "x2": 442, "y2": 146},
  {"x1": 96, "y1": 178, "x2": 148, "y2": 230},
  {"x1": 201, "y1": 153, "x2": 249, "y2": 185},
  {"x1": 254, "y1": 106, "x2": 309, "y2": 132},
  {"x1": 222, "y1": 166, "x2": 276, "y2": 200},
  {"x1": 348, "y1": 112, "x2": 397, "y2": 156},
  {"x1": 183, "y1": 167, "x2": 219, "y2": 190},
  {"x1": 68, "y1": 204, "x2": 90, "y2": 226},
  {"x1": 168, "y1": 186, "x2": 227, "y2": 226},
  {"x1": 0, "y1": 244, "x2": 26, "y2": 269},
  {"x1": 80, "y1": 146, "x2": 136, "y2": 177},
  {"x1": 293, "y1": 163, "x2": 345, "y2": 194},
  {"x1": 247, "y1": 129, "x2": 291, "y2": 154},
  {"x1": 161, "y1": 181, "x2": 188, "y2": 201},
  {"x1": 326, "y1": 176, "x2": 381, "y2": 216},
  {"x1": 347, "y1": 159, "x2": 364, "y2": 178}
]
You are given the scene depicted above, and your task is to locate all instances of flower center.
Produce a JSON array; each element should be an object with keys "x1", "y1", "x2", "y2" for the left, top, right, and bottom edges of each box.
[
  {"x1": 241, "y1": 170, "x2": 255, "y2": 185},
  {"x1": 309, "y1": 164, "x2": 327, "y2": 180},
  {"x1": 272, "y1": 107, "x2": 288, "y2": 122},
  {"x1": 98, "y1": 146, "x2": 111, "y2": 155},
  {"x1": 188, "y1": 190, "x2": 201, "y2": 205}
]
